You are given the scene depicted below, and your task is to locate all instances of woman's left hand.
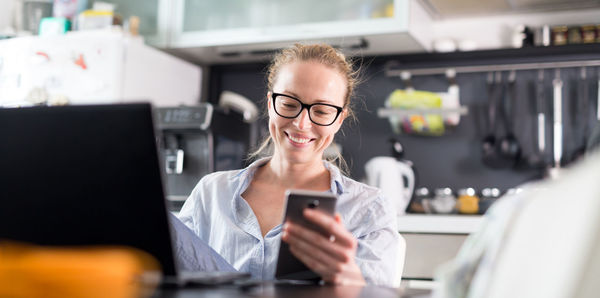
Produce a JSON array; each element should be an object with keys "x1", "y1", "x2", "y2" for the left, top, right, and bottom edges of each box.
[{"x1": 281, "y1": 208, "x2": 365, "y2": 285}]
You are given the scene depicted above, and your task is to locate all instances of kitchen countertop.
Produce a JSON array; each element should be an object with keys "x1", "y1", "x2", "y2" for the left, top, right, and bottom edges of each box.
[{"x1": 397, "y1": 214, "x2": 483, "y2": 234}]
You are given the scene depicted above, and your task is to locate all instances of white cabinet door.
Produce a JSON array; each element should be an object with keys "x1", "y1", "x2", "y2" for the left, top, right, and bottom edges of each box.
[
  {"x1": 173, "y1": 0, "x2": 399, "y2": 46},
  {"x1": 167, "y1": 0, "x2": 432, "y2": 63}
]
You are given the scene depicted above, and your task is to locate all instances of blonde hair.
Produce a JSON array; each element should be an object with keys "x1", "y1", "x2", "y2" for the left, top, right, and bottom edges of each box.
[{"x1": 249, "y1": 43, "x2": 362, "y2": 175}]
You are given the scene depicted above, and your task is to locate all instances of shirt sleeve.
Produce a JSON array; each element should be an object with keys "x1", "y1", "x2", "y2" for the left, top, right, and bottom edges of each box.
[
  {"x1": 169, "y1": 212, "x2": 237, "y2": 272},
  {"x1": 178, "y1": 195, "x2": 195, "y2": 227},
  {"x1": 174, "y1": 176, "x2": 237, "y2": 272},
  {"x1": 354, "y1": 192, "x2": 402, "y2": 287},
  {"x1": 177, "y1": 178, "x2": 204, "y2": 237}
]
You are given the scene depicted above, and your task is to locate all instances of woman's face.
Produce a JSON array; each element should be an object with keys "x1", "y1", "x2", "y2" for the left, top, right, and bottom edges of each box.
[{"x1": 268, "y1": 61, "x2": 347, "y2": 166}]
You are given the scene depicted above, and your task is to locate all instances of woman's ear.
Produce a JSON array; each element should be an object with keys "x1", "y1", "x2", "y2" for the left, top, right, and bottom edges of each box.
[
  {"x1": 337, "y1": 108, "x2": 348, "y2": 125},
  {"x1": 267, "y1": 92, "x2": 272, "y2": 110}
]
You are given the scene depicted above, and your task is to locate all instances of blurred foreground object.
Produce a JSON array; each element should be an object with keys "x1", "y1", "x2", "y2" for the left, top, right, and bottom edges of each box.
[
  {"x1": 0, "y1": 242, "x2": 160, "y2": 298},
  {"x1": 434, "y1": 148, "x2": 600, "y2": 298}
]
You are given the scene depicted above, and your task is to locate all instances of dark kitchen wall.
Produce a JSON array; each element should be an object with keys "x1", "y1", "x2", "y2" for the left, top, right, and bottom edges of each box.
[{"x1": 207, "y1": 44, "x2": 600, "y2": 192}]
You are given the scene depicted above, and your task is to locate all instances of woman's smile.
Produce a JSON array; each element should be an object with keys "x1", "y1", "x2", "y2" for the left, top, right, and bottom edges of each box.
[{"x1": 285, "y1": 132, "x2": 315, "y2": 147}]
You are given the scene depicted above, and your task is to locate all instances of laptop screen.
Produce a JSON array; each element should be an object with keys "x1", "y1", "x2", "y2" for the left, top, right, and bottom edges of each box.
[{"x1": 0, "y1": 103, "x2": 177, "y2": 276}]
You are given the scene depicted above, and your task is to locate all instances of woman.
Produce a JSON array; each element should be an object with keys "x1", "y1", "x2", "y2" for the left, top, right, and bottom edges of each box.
[{"x1": 177, "y1": 44, "x2": 400, "y2": 286}]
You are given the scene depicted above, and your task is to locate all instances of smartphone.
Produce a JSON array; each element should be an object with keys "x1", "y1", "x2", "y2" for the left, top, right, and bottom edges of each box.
[{"x1": 275, "y1": 189, "x2": 337, "y2": 281}]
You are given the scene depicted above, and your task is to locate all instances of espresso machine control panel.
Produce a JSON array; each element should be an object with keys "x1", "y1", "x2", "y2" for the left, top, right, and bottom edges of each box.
[{"x1": 156, "y1": 105, "x2": 213, "y2": 130}]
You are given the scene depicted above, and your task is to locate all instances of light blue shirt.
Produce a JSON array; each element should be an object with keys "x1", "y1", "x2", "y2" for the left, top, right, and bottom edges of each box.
[{"x1": 177, "y1": 158, "x2": 400, "y2": 286}]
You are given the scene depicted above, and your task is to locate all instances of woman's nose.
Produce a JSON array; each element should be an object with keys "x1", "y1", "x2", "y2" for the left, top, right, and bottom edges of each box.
[{"x1": 293, "y1": 108, "x2": 312, "y2": 130}]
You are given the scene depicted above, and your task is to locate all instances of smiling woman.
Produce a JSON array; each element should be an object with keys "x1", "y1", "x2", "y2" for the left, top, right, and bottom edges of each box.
[
  {"x1": 251, "y1": 44, "x2": 361, "y2": 174},
  {"x1": 175, "y1": 44, "x2": 402, "y2": 286},
  {"x1": 265, "y1": 59, "x2": 347, "y2": 171}
]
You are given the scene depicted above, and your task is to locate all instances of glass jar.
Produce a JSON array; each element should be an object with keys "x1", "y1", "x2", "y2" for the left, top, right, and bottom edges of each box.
[
  {"x1": 457, "y1": 187, "x2": 479, "y2": 214},
  {"x1": 505, "y1": 188, "x2": 523, "y2": 196},
  {"x1": 581, "y1": 25, "x2": 596, "y2": 44},
  {"x1": 567, "y1": 26, "x2": 582, "y2": 44},
  {"x1": 551, "y1": 25, "x2": 568, "y2": 46},
  {"x1": 408, "y1": 187, "x2": 431, "y2": 214},
  {"x1": 479, "y1": 187, "x2": 501, "y2": 214},
  {"x1": 430, "y1": 188, "x2": 456, "y2": 214}
]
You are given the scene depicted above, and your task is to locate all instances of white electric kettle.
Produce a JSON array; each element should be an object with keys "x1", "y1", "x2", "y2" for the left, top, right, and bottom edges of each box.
[{"x1": 365, "y1": 156, "x2": 415, "y2": 216}]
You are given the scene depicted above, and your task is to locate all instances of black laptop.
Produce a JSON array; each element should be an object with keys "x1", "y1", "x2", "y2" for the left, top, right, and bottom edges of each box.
[{"x1": 0, "y1": 103, "x2": 248, "y2": 285}]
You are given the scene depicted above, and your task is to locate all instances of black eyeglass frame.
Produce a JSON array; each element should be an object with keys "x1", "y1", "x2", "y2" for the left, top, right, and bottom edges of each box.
[{"x1": 271, "y1": 92, "x2": 344, "y2": 126}]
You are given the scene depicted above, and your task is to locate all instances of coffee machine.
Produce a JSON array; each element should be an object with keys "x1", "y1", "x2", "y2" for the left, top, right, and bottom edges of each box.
[{"x1": 155, "y1": 102, "x2": 256, "y2": 211}]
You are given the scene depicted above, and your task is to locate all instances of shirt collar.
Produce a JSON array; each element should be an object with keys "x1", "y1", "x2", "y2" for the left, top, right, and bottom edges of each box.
[
  {"x1": 233, "y1": 157, "x2": 345, "y2": 195},
  {"x1": 234, "y1": 157, "x2": 269, "y2": 182},
  {"x1": 229, "y1": 158, "x2": 270, "y2": 229},
  {"x1": 323, "y1": 161, "x2": 345, "y2": 195}
]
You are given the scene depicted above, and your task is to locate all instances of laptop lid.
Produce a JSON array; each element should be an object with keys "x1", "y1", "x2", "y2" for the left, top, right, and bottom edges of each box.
[{"x1": 0, "y1": 103, "x2": 177, "y2": 276}]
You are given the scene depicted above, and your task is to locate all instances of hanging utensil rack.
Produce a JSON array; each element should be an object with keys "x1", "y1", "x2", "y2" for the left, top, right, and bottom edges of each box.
[
  {"x1": 384, "y1": 59, "x2": 600, "y2": 77},
  {"x1": 380, "y1": 59, "x2": 600, "y2": 119}
]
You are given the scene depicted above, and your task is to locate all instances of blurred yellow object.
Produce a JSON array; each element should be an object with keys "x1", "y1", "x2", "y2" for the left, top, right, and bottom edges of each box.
[
  {"x1": 423, "y1": 115, "x2": 445, "y2": 135},
  {"x1": 385, "y1": 3, "x2": 395, "y2": 17},
  {"x1": 457, "y1": 194, "x2": 480, "y2": 214},
  {"x1": 0, "y1": 242, "x2": 160, "y2": 298},
  {"x1": 388, "y1": 89, "x2": 442, "y2": 108}
]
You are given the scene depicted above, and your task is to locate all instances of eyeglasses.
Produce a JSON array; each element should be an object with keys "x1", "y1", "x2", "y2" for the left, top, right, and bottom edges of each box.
[{"x1": 271, "y1": 93, "x2": 343, "y2": 126}]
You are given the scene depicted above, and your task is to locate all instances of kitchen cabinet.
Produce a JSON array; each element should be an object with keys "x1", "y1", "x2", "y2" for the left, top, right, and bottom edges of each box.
[
  {"x1": 90, "y1": 0, "x2": 432, "y2": 64},
  {"x1": 398, "y1": 214, "x2": 482, "y2": 234},
  {"x1": 89, "y1": 0, "x2": 171, "y2": 47},
  {"x1": 167, "y1": 0, "x2": 432, "y2": 64},
  {"x1": 398, "y1": 215, "x2": 482, "y2": 279}
]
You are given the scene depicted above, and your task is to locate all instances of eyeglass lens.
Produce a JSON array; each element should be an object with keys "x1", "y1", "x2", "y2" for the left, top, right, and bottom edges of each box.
[{"x1": 274, "y1": 94, "x2": 339, "y2": 125}]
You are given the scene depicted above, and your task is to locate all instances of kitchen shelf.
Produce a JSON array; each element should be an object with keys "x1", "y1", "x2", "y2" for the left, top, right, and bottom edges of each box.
[
  {"x1": 385, "y1": 58, "x2": 600, "y2": 77},
  {"x1": 398, "y1": 214, "x2": 483, "y2": 234},
  {"x1": 377, "y1": 43, "x2": 600, "y2": 72}
]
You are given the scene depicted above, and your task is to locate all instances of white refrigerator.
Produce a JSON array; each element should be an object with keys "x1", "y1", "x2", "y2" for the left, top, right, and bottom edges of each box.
[{"x1": 0, "y1": 30, "x2": 201, "y2": 107}]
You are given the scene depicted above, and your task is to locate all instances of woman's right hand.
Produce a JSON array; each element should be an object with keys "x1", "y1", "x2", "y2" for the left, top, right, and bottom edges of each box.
[{"x1": 281, "y1": 209, "x2": 365, "y2": 285}]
